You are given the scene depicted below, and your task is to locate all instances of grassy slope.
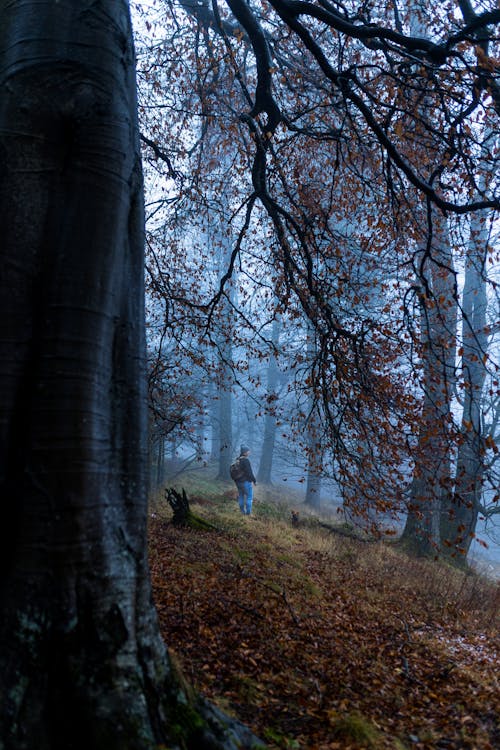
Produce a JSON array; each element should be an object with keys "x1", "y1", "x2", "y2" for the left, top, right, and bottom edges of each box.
[{"x1": 149, "y1": 468, "x2": 499, "y2": 750}]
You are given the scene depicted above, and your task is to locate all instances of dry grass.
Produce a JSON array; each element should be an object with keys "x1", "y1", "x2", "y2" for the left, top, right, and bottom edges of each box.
[{"x1": 149, "y1": 467, "x2": 500, "y2": 749}]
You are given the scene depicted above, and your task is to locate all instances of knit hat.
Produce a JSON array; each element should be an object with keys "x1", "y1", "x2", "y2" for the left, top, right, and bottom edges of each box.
[{"x1": 240, "y1": 445, "x2": 250, "y2": 455}]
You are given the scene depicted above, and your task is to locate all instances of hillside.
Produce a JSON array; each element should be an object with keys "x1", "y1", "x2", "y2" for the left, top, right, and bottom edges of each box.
[{"x1": 149, "y1": 471, "x2": 499, "y2": 750}]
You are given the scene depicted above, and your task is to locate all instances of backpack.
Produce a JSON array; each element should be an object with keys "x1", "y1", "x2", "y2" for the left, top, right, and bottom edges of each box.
[{"x1": 230, "y1": 457, "x2": 245, "y2": 482}]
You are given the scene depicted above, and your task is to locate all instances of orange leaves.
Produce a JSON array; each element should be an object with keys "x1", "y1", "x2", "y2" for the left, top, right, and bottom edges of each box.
[
  {"x1": 394, "y1": 120, "x2": 404, "y2": 138},
  {"x1": 484, "y1": 434, "x2": 498, "y2": 454},
  {"x1": 148, "y1": 507, "x2": 499, "y2": 750}
]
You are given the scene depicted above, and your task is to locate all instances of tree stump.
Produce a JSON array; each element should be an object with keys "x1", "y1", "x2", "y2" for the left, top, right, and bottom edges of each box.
[
  {"x1": 166, "y1": 487, "x2": 191, "y2": 525},
  {"x1": 165, "y1": 487, "x2": 218, "y2": 530}
]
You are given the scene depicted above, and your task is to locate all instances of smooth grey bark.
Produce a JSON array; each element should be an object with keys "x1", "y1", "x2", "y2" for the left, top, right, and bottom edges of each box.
[
  {"x1": 213, "y1": 274, "x2": 234, "y2": 481},
  {"x1": 304, "y1": 326, "x2": 322, "y2": 509},
  {"x1": 398, "y1": 2, "x2": 458, "y2": 555},
  {"x1": 208, "y1": 365, "x2": 232, "y2": 472},
  {"x1": 209, "y1": 377, "x2": 222, "y2": 460},
  {"x1": 216, "y1": 363, "x2": 234, "y2": 479},
  {"x1": 211, "y1": 249, "x2": 235, "y2": 481},
  {"x1": 441, "y1": 209, "x2": 490, "y2": 558},
  {"x1": 209, "y1": 355, "x2": 233, "y2": 478},
  {"x1": 440, "y1": 0, "x2": 500, "y2": 562},
  {"x1": 401, "y1": 213, "x2": 457, "y2": 555},
  {"x1": 0, "y1": 3, "x2": 262, "y2": 749},
  {"x1": 195, "y1": 408, "x2": 207, "y2": 461},
  {"x1": 257, "y1": 318, "x2": 281, "y2": 483},
  {"x1": 304, "y1": 464, "x2": 322, "y2": 509},
  {"x1": 257, "y1": 406, "x2": 277, "y2": 483},
  {"x1": 153, "y1": 435, "x2": 166, "y2": 488},
  {"x1": 441, "y1": 127, "x2": 498, "y2": 558},
  {"x1": 197, "y1": 137, "x2": 236, "y2": 479}
]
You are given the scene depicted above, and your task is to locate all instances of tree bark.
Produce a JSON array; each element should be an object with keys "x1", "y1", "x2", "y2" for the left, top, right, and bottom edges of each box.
[
  {"x1": 213, "y1": 252, "x2": 234, "y2": 481},
  {"x1": 398, "y1": 0, "x2": 458, "y2": 554},
  {"x1": 0, "y1": 4, "x2": 261, "y2": 748},
  {"x1": 441, "y1": 205, "x2": 490, "y2": 559},
  {"x1": 257, "y1": 318, "x2": 280, "y2": 484},
  {"x1": 304, "y1": 324, "x2": 322, "y2": 509},
  {"x1": 216, "y1": 372, "x2": 234, "y2": 479},
  {"x1": 401, "y1": 212, "x2": 457, "y2": 555}
]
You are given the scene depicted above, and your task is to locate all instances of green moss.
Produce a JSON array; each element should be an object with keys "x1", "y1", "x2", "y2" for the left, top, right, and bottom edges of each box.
[
  {"x1": 276, "y1": 553, "x2": 300, "y2": 567},
  {"x1": 233, "y1": 547, "x2": 252, "y2": 563},
  {"x1": 169, "y1": 701, "x2": 206, "y2": 746},
  {"x1": 185, "y1": 512, "x2": 218, "y2": 531},
  {"x1": 263, "y1": 579, "x2": 281, "y2": 594},
  {"x1": 263, "y1": 727, "x2": 300, "y2": 748},
  {"x1": 162, "y1": 650, "x2": 208, "y2": 748},
  {"x1": 168, "y1": 650, "x2": 196, "y2": 705},
  {"x1": 237, "y1": 675, "x2": 262, "y2": 703},
  {"x1": 329, "y1": 711, "x2": 382, "y2": 748}
]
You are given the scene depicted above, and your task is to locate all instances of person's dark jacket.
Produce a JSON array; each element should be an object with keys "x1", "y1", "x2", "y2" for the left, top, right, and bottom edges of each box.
[{"x1": 238, "y1": 456, "x2": 256, "y2": 484}]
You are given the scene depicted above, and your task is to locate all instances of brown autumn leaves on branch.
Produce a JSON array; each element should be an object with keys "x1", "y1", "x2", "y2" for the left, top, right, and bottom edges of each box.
[{"x1": 137, "y1": 0, "x2": 499, "y2": 548}]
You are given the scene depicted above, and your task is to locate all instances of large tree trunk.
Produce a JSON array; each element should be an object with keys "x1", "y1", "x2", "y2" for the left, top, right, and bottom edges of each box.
[
  {"x1": 441, "y1": 205, "x2": 490, "y2": 559},
  {"x1": 440, "y1": 0, "x2": 500, "y2": 563},
  {"x1": 399, "y1": 0, "x2": 456, "y2": 556},
  {"x1": 401, "y1": 212, "x2": 457, "y2": 555},
  {"x1": 0, "y1": 4, "x2": 260, "y2": 749}
]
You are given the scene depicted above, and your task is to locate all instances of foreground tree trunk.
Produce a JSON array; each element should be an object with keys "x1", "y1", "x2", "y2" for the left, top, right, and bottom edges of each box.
[{"x1": 0, "y1": 4, "x2": 261, "y2": 749}]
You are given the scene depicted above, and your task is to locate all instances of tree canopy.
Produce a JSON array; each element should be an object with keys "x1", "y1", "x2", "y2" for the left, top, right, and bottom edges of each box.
[{"x1": 138, "y1": 0, "x2": 500, "y2": 552}]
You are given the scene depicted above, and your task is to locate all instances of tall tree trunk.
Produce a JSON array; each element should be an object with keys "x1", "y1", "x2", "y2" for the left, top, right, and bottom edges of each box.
[
  {"x1": 304, "y1": 325, "x2": 322, "y2": 509},
  {"x1": 200, "y1": 171, "x2": 235, "y2": 479},
  {"x1": 156, "y1": 435, "x2": 166, "y2": 487},
  {"x1": 257, "y1": 400, "x2": 278, "y2": 484},
  {"x1": 401, "y1": 212, "x2": 457, "y2": 555},
  {"x1": 0, "y1": 4, "x2": 260, "y2": 748},
  {"x1": 212, "y1": 251, "x2": 234, "y2": 481},
  {"x1": 195, "y1": 411, "x2": 207, "y2": 461},
  {"x1": 399, "y1": 2, "x2": 458, "y2": 555},
  {"x1": 440, "y1": 0, "x2": 500, "y2": 563},
  {"x1": 216, "y1": 367, "x2": 233, "y2": 479},
  {"x1": 441, "y1": 208, "x2": 490, "y2": 558},
  {"x1": 304, "y1": 464, "x2": 322, "y2": 509},
  {"x1": 214, "y1": 295, "x2": 234, "y2": 480},
  {"x1": 209, "y1": 375, "x2": 221, "y2": 461},
  {"x1": 257, "y1": 318, "x2": 280, "y2": 484}
]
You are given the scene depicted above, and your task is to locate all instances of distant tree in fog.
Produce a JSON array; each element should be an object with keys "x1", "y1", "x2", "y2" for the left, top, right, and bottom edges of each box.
[{"x1": 137, "y1": 0, "x2": 500, "y2": 550}]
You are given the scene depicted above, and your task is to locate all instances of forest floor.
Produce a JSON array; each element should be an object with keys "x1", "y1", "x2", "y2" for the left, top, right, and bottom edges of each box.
[{"x1": 148, "y1": 468, "x2": 499, "y2": 750}]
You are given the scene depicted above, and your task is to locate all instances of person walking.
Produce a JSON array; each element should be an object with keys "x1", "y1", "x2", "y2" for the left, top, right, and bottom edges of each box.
[{"x1": 232, "y1": 445, "x2": 257, "y2": 515}]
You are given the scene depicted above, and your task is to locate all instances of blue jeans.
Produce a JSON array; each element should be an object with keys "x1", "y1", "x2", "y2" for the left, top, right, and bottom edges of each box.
[{"x1": 237, "y1": 481, "x2": 253, "y2": 515}]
